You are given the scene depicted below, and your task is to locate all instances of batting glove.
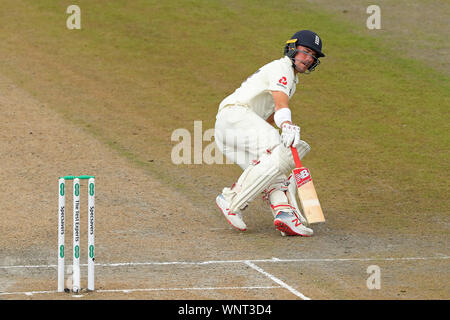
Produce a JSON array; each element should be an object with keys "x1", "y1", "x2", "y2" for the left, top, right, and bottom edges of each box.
[{"x1": 280, "y1": 123, "x2": 301, "y2": 148}]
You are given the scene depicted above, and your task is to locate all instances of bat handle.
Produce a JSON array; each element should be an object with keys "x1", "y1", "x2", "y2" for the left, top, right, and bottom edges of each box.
[{"x1": 290, "y1": 146, "x2": 302, "y2": 168}]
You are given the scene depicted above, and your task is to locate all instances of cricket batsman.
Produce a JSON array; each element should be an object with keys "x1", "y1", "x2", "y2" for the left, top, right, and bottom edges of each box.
[{"x1": 214, "y1": 30, "x2": 325, "y2": 236}]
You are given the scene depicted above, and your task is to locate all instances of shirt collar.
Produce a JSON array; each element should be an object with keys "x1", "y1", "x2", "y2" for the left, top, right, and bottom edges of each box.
[
  {"x1": 282, "y1": 56, "x2": 292, "y2": 66},
  {"x1": 282, "y1": 56, "x2": 298, "y2": 84},
  {"x1": 282, "y1": 56, "x2": 299, "y2": 84}
]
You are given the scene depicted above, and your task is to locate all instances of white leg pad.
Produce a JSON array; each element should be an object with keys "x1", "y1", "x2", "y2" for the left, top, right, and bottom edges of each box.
[
  {"x1": 286, "y1": 181, "x2": 308, "y2": 225},
  {"x1": 227, "y1": 141, "x2": 311, "y2": 213},
  {"x1": 282, "y1": 140, "x2": 311, "y2": 173},
  {"x1": 229, "y1": 164, "x2": 279, "y2": 212},
  {"x1": 265, "y1": 176, "x2": 305, "y2": 222},
  {"x1": 228, "y1": 145, "x2": 293, "y2": 212},
  {"x1": 296, "y1": 140, "x2": 311, "y2": 161},
  {"x1": 267, "y1": 175, "x2": 290, "y2": 213}
]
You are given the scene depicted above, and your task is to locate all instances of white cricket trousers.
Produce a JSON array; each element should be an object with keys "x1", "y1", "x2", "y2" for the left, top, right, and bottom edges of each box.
[{"x1": 214, "y1": 106, "x2": 280, "y2": 170}]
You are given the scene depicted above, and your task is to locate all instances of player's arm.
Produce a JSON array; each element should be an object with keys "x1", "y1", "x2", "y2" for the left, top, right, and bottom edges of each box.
[
  {"x1": 270, "y1": 90, "x2": 300, "y2": 148},
  {"x1": 266, "y1": 91, "x2": 289, "y2": 126},
  {"x1": 271, "y1": 91, "x2": 292, "y2": 126}
]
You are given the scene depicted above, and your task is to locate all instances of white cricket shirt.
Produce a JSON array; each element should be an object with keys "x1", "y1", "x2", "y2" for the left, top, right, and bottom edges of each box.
[{"x1": 218, "y1": 56, "x2": 299, "y2": 120}]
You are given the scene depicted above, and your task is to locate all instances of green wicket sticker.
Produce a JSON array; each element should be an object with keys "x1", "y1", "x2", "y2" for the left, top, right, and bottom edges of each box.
[
  {"x1": 74, "y1": 183, "x2": 80, "y2": 196},
  {"x1": 89, "y1": 245, "x2": 94, "y2": 258},
  {"x1": 89, "y1": 183, "x2": 95, "y2": 196},
  {"x1": 60, "y1": 245, "x2": 64, "y2": 258},
  {"x1": 75, "y1": 245, "x2": 80, "y2": 258},
  {"x1": 60, "y1": 183, "x2": 65, "y2": 196}
]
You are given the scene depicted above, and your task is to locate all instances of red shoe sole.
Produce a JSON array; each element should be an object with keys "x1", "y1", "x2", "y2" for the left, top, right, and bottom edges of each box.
[{"x1": 274, "y1": 220, "x2": 311, "y2": 237}]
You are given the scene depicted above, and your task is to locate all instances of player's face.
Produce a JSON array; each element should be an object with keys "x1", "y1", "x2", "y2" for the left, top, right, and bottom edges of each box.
[{"x1": 293, "y1": 46, "x2": 318, "y2": 73}]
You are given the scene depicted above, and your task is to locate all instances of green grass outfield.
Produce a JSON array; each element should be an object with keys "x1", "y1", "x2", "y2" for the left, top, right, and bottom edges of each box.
[{"x1": 0, "y1": 0, "x2": 448, "y2": 235}]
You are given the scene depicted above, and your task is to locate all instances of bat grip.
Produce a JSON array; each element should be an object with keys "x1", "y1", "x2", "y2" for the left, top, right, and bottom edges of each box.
[{"x1": 290, "y1": 146, "x2": 302, "y2": 168}]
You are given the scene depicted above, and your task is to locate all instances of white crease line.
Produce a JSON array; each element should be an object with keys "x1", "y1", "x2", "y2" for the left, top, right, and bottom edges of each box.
[
  {"x1": 245, "y1": 261, "x2": 310, "y2": 300},
  {"x1": 97, "y1": 285, "x2": 280, "y2": 294},
  {"x1": 1, "y1": 255, "x2": 448, "y2": 269},
  {"x1": 0, "y1": 286, "x2": 280, "y2": 296},
  {"x1": 0, "y1": 290, "x2": 55, "y2": 296},
  {"x1": 0, "y1": 264, "x2": 58, "y2": 269}
]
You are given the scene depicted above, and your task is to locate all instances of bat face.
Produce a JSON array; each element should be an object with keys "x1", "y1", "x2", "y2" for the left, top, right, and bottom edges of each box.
[{"x1": 292, "y1": 167, "x2": 325, "y2": 224}]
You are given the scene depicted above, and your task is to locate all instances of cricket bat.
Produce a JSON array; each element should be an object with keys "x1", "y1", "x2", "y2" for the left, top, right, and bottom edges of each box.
[{"x1": 290, "y1": 146, "x2": 325, "y2": 224}]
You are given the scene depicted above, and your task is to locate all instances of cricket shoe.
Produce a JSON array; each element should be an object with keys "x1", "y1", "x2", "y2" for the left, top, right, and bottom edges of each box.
[
  {"x1": 216, "y1": 194, "x2": 247, "y2": 231},
  {"x1": 273, "y1": 211, "x2": 313, "y2": 236}
]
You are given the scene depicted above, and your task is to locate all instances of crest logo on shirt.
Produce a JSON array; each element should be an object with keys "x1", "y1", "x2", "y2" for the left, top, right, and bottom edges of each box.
[{"x1": 278, "y1": 77, "x2": 288, "y2": 86}]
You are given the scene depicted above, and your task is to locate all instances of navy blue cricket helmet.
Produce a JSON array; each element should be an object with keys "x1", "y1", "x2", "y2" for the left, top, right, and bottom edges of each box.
[{"x1": 284, "y1": 30, "x2": 325, "y2": 72}]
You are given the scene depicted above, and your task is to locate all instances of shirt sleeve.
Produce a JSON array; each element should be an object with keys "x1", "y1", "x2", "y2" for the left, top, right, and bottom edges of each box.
[{"x1": 266, "y1": 61, "x2": 294, "y2": 97}]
